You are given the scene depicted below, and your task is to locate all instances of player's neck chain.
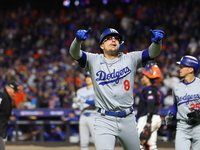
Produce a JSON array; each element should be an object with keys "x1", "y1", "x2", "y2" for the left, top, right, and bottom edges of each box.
[
  {"x1": 102, "y1": 52, "x2": 122, "y2": 67},
  {"x1": 102, "y1": 53, "x2": 122, "y2": 76}
]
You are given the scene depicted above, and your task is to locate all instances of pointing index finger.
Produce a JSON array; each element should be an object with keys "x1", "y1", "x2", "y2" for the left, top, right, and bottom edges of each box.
[{"x1": 86, "y1": 28, "x2": 91, "y2": 34}]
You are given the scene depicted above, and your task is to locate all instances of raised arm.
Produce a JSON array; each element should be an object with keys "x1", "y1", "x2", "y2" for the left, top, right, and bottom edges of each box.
[
  {"x1": 148, "y1": 30, "x2": 165, "y2": 58},
  {"x1": 69, "y1": 28, "x2": 91, "y2": 60}
]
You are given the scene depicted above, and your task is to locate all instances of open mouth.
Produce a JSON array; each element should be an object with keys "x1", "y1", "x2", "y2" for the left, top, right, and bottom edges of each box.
[{"x1": 110, "y1": 43, "x2": 117, "y2": 47}]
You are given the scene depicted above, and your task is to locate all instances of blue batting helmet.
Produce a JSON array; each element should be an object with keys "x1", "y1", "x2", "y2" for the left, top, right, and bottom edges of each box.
[
  {"x1": 99, "y1": 28, "x2": 122, "y2": 44},
  {"x1": 85, "y1": 71, "x2": 91, "y2": 77},
  {"x1": 176, "y1": 55, "x2": 199, "y2": 73}
]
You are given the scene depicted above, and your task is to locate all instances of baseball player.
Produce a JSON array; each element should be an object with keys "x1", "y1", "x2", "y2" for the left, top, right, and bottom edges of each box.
[
  {"x1": 71, "y1": 72, "x2": 96, "y2": 150},
  {"x1": 137, "y1": 63, "x2": 163, "y2": 150},
  {"x1": 0, "y1": 81, "x2": 19, "y2": 150},
  {"x1": 165, "y1": 55, "x2": 200, "y2": 150},
  {"x1": 69, "y1": 28, "x2": 164, "y2": 150}
]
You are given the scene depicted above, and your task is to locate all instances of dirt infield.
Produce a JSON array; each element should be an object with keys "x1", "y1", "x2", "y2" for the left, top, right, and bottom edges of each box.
[
  {"x1": 6, "y1": 145, "x2": 175, "y2": 150},
  {"x1": 5, "y1": 141, "x2": 175, "y2": 150}
]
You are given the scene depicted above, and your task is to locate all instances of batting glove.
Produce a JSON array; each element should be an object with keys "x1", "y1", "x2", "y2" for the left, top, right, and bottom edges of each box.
[
  {"x1": 72, "y1": 97, "x2": 80, "y2": 103},
  {"x1": 73, "y1": 96, "x2": 87, "y2": 104},
  {"x1": 150, "y1": 29, "x2": 165, "y2": 44},
  {"x1": 165, "y1": 113, "x2": 174, "y2": 125},
  {"x1": 71, "y1": 102, "x2": 80, "y2": 109},
  {"x1": 75, "y1": 28, "x2": 91, "y2": 41}
]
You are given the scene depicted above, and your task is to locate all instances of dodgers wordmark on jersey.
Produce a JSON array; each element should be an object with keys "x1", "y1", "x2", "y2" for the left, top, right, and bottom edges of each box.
[
  {"x1": 84, "y1": 51, "x2": 143, "y2": 111},
  {"x1": 173, "y1": 78, "x2": 200, "y2": 121}
]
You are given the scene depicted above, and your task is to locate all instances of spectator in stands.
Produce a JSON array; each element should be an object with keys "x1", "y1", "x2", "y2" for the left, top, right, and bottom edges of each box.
[
  {"x1": 48, "y1": 93, "x2": 60, "y2": 109},
  {"x1": 56, "y1": 85, "x2": 71, "y2": 108},
  {"x1": 13, "y1": 85, "x2": 27, "y2": 109},
  {"x1": 37, "y1": 90, "x2": 50, "y2": 108}
]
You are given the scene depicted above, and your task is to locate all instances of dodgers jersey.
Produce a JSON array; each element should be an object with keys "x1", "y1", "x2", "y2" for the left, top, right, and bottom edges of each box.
[
  {"x1": 80, "y1": 51, "x2": 144, "y2": 111},
  {"x1": 76, "y1": 86, "x2": 96, "y2": 113},
  {"x1": 172, "y1": 77, "x2": 200, "y2": 121}
]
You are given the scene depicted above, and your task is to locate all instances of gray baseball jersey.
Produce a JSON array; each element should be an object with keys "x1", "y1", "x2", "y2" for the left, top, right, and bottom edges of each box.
[
  {"x1": 84, "y1": 51, "x2": 143, "y2": 111},
  {"x1": 76, "y1": 85, "x2": 96, "y2": 150},
  {"x1": 172, "y1": 77, "x2": 200, "y2": 120},
  {"x1": 69, "y1": 38, "x2": 161, "y2": 150},
  {"x1": 77, "y1": 86, "x2": 96, "y2": 113},
  {"x1": 172, "y1": 77, "x2": 200, "y2": 150}
]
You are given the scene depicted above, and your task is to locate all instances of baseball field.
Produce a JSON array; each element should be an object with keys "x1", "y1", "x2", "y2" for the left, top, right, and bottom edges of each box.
[
  {"x1": 6, "y1": 145, "x2": 175, "y2": 150},
  {"x1": 6, "y1": 141, "x2": 175, "y2": 150}
]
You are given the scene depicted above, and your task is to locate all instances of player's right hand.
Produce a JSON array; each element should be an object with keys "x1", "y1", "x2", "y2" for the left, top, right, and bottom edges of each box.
[
  {"x1": 165, "y1": 113, "x2": 174, "y2": 125},
  {"x1": 76, "y1": 28, "x2": 91, "y2": 41},
  {"x1": 72, "y1": 97, "x2": 80, "y2": 103},
  {"x1": 150, "y1": 29, "x2": 165, "y2": 43},
  {"x1": 72, "y1": 102, "x2": 80, "y2": 109}
]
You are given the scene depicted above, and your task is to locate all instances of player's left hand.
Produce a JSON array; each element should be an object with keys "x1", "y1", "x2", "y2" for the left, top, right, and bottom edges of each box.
[
  {"x1": 140, "y1": 125, "x2": 151, "y2": 142},
  {"x1": 76, "y1": 28, "x2": 91, "y2": 41},
  {"x1": 150, "y1": 29, "x2": 165, "y2": 43},
  {"x1": 165, "y1": 113, "x2": 174, "y2": 125},
  {"x1": 140, "y1": 140, "x2": 147, "y2": 146},
  {"x1": 187, "y1": 109, "x2": 200, "y2": 118},
  {"x1": 187, "y1": 109, "x2": 200, "y2": 126}
]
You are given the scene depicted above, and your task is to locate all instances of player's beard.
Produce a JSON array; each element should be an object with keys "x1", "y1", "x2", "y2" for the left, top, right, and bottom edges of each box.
[{"x1": 105, "y1": 48, "x2": 119, "y2": 56}]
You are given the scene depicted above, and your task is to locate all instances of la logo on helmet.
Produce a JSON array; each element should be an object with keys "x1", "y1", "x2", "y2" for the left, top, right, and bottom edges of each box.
[{"x1": 110, "y1": 29, "x2": 118, "y2": 33}]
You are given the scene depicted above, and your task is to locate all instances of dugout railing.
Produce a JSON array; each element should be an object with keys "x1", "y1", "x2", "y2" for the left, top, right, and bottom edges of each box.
[{"x1": 7, "y1": 108, "x2": 172, "y2": 144}]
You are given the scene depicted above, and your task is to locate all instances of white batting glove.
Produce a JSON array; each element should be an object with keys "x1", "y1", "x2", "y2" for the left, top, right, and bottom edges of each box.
[
  {"x1": 72, "y1": 97, "x2": 80, "y2": 103},
  {"x1": 73, "y1": 96, "x2": 87, "y2": 104},
  {"x1": 72, "y1": 102, "x2": 80, "y2": 109}
]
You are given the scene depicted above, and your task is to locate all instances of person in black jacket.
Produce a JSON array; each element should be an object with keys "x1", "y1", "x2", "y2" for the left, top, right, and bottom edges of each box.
[
  {"x1": 136, "y1": 63, "x2": 163, "y2": 150},
  {"x1": 0, "y1": 81, "x2": 19, "y2": 150}
]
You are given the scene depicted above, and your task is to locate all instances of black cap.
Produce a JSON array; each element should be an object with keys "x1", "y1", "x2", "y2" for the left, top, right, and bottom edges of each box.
[{"x1": 7, "y1": 81, "x2": 19, "y2": 92}]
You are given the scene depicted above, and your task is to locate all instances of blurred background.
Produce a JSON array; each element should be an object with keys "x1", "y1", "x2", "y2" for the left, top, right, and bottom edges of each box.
[{"x1": 0, "y1": 0, "x2": 199, "y2": 146}]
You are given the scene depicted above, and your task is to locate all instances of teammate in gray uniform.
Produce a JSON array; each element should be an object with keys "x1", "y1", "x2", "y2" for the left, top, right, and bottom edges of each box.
[
  {"x1": 69, "y1": 28, "x2": 164, "y2": 150},
  {"x1": 71, "y1": 72, "x2": 96, "y2": 150},
  {"x1": 165, "y1": 55, "x2": 200, "y2": 150}
]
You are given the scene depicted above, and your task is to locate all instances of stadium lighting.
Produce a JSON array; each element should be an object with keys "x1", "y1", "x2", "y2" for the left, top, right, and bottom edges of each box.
[
  {"x1": 63, "y1": 0, "x2": 71, "y2": 7},
  {"x1": 102, "y1": 0, "x2": 108, "y2": 5},
  {"x1": 74, "y1": 0, "x2": 80, "y2": 6}
]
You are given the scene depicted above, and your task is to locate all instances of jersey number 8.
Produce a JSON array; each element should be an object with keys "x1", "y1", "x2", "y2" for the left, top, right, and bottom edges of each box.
[{"x1": 124, "y1": 80, "x2": 130, "y2": 91}]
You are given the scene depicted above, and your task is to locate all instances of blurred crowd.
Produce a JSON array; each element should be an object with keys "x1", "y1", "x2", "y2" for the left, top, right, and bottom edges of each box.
[{"x1": 0, "y1": 0, "x2": 200, "y2": 111}]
